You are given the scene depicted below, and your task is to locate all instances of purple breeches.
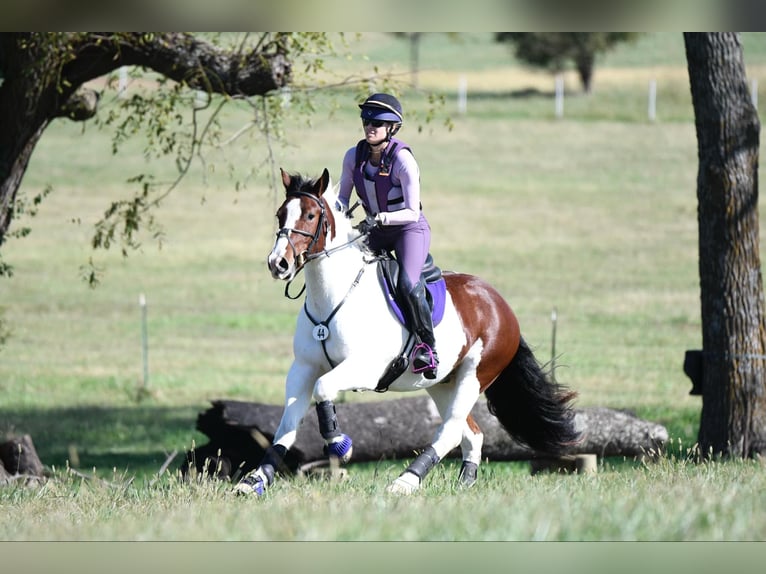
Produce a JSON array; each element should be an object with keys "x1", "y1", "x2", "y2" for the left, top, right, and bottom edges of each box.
[{"x1": 367, "y1": 214, "x2": 431, "y2": 288}]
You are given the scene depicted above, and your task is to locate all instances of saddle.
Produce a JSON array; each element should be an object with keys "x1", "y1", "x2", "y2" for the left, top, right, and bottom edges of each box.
[{"x1": 373, "y1": 253, "x2": 447, "y2": 392}]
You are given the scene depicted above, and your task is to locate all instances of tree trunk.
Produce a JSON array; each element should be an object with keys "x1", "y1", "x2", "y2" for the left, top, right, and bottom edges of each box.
[
  {"x1": 684, "y1": 32, "x2": 766, "y2": 457},
  {"x1": 575, "y1": 50, "x2": 594, "y2": 94},
  {"x1": 181, "y1": 397, "x2": 669, "y2": 479}
]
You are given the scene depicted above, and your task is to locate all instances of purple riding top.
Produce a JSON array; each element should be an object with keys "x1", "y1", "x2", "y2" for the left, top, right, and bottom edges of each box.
[{"x1": 338, "y1": 136, "x2": 431, "y2": 287}]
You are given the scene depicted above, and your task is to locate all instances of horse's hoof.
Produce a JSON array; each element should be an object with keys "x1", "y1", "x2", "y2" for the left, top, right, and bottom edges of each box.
[
  {"x1": 325, "y1": 433, "x2": 353, "y2": 464},
  {"x1": 233, "y1": 473, "x2": 265, "y2": 497},
  {"x1": 458, "y1": 461, "x2": 479, "y2": 488},
  {"x1": 387, "y1": 471, "x2": 420, "y2": 495}
]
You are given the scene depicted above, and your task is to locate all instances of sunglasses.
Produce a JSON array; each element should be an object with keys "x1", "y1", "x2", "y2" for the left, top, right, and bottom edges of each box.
[{"x1": 362, "y1": 119, "x2": 387, "y2": 128}]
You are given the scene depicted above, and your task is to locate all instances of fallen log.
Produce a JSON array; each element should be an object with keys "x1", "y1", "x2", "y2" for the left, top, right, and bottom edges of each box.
[
  {"x1": 0, "y1": 434, "x2": 45, "y2": 477},
  {"x1": 182, "y1": 396, "x2": 668, "y2": 480}
]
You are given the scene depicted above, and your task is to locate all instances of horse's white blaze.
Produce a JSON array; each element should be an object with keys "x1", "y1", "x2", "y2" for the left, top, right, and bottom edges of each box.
[{"x1": 267, "y1": 197, "x2": 303, "y2": 280}]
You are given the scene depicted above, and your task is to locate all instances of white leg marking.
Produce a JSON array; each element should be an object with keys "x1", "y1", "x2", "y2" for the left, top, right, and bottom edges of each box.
[
  {"x1": 272, "y1": 359, "x2": 321, "y2": 450},
  {"x1": 387, "y1": 471, "x2": 421, "y2": 495}
]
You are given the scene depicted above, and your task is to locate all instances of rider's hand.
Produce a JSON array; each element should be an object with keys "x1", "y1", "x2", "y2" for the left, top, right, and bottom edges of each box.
[{"x1": 356, "y1": 215, "x2": 378, "y2": 235}]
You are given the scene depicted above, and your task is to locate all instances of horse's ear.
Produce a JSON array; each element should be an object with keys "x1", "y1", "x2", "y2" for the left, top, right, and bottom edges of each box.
[
  {"x1": 315, "y1": 168, "x2": 330, "y2": 197},
  {"x1": 280, "y1": 168, "x2": 291, "y2": 190}
]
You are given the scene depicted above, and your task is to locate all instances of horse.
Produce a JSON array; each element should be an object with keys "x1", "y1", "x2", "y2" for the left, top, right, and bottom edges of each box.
[{"x1": 234, "y1": 168, "x2": 580, "y2": 496}]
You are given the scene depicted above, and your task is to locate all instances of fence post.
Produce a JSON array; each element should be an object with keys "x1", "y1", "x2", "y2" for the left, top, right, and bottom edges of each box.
[
  {"x1": 752, "y1": 78, "x2": 759, "y2": 109},
  {"x1": 118, "y1": 67, "x2": 128, "y2": 98},
  {"x1": 551, "y1": 307, "x2": 558, "y2": 381},
  {"x1": 139, "y1": 293, "x2": 149, "y2": 394},
  {"x1": 554, "y1": 74, "x2": 564, "y2": 118},
  {"x1": 648, "y1": 79, "x2": 657, "y2": 122},
  {"x1": 457, "y1": 75, "x2": 468, "y2": 115}
]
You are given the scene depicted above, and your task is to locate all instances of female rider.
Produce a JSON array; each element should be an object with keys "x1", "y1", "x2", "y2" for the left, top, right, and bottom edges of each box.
[{"x1": 337, "y1": 93, "x2": 438, "y2": 379}]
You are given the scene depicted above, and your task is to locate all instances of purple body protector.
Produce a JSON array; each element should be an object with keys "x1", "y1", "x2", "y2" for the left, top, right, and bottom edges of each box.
[{"x1": 352, "y1": 138, "x2": 446, "y2": 327}]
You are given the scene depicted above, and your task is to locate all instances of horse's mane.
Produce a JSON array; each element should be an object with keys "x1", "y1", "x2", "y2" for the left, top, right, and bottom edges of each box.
[{"x1": 325, "y1": 181, "x2": 359, "y2": 244}]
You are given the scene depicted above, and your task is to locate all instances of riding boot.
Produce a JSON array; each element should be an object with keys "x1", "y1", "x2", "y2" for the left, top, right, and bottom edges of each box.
[{"x1": 398, "y1": 279, "x2": 439, "y2": 379}]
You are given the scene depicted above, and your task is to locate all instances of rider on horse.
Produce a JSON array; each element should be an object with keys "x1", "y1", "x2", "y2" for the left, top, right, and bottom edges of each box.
[{"x1": 337, "y1": 93, "x2": 439, "y2": 379}]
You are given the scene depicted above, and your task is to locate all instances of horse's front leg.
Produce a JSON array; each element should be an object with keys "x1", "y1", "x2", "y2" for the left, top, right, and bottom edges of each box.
[
  {"x1": 233, "y1": 359, "x2": 319, "y2": 496},
  {"x1": 312, "y1": 355, "x2": 390, "y2": 464}
]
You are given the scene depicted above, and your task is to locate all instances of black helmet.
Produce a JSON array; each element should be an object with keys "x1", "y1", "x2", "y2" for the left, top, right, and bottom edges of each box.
[{"x1": 359, "y1": 93, "x2": 403, "y2": 124}]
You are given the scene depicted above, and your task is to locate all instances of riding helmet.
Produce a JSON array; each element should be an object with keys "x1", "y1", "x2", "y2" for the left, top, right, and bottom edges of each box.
[{"x1": 359, "y1": 93, "x2": 403, "y2": 123}]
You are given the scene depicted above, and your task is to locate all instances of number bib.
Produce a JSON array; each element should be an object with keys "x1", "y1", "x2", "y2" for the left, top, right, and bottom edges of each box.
[{"x1": 312, "y1": 324, "x2": 330, "y2": 341}]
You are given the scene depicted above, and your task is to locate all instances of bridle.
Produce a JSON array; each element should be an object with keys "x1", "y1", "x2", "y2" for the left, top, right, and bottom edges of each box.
[
  {"x1": 275, "y1": 191, "x2": 367, "y2": 299},
  {"x1": 275, "y1": 190, "x2": 329, "y2": 273}
]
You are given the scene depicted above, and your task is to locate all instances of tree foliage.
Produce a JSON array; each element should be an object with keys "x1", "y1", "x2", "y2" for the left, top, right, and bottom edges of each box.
[
  {"x1": 495, "y1": 32, "x2": 639, "y2": 93},
  {"x1": 0, "y1": 32, "x2": 440, "y2": 290},
  {"x1": 0, "y1": 33, "x2": 343, "y2": 284}
]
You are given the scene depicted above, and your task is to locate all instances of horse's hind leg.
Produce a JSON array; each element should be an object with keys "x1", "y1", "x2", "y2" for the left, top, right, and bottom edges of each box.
[
  {"x1": 388, "y1": 371, "x2": 481, "y2": 494},
  {"x1": 457, "y1": 414, "x2": 483, "y2": 487}
]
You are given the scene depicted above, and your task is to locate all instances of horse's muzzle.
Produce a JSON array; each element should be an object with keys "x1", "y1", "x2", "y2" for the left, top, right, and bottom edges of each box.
[{"x1": 267, "y1": 253, "x2": 294, "y2": 281}]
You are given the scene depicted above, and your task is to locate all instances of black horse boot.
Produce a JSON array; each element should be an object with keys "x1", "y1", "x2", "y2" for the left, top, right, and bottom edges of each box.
[{"x1": 398, "y1": 278, "x2": 439, "y2": 379}]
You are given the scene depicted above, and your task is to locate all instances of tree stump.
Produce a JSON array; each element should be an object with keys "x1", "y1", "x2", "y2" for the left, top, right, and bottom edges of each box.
[{"x1": 0, "y1": 434, "x2": 45, "y2": 477}]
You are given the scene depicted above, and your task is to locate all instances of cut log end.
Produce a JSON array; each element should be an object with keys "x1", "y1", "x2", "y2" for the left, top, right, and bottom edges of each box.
[{"x1": 530, "y1": 454, "x2": 598, "y2": 475}]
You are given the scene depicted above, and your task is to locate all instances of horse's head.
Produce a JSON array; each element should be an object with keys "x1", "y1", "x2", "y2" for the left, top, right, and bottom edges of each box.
[{"x1": 267, "y1": 168, "x2": 337, "y2": 281}]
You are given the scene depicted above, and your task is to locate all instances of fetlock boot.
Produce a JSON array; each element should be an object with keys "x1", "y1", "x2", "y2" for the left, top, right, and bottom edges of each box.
[{"x1": 400, "y1": 280, "x2": 439, "y2": 379}]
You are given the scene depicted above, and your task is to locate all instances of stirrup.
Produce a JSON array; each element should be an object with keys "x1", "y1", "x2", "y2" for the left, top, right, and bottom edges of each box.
[{"x1": 412, "y1": 343, "x2": 438, "y2": 379}]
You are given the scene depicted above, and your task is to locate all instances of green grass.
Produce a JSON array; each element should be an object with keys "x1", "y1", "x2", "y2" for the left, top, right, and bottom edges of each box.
[
  {"x1": 3, "y1": 454, "x2": 766, "y2": 541},
  {"x1": 2, "y1": 32, "x2": 766, "y2": 540}
]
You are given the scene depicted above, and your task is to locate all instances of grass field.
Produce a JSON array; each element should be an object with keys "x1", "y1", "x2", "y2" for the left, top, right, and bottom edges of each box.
[{"x1": 3, "y1": 32, "x2": 766, "y2": 541}]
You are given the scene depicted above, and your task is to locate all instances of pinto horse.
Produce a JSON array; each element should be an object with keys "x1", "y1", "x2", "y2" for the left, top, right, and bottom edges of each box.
[{"x1": 234, "y1": 168, "x2": 579, "y2": 496}]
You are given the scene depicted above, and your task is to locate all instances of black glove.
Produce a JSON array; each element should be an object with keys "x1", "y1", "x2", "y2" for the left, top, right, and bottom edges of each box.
[{"x1": 356, "y1": 216, "x2": 378, "y2": 235}]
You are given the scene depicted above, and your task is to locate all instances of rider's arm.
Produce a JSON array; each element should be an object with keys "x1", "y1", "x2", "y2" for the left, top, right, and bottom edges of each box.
[{"x1": 336, "y1": 147, "x2": 356, "y2": 212}]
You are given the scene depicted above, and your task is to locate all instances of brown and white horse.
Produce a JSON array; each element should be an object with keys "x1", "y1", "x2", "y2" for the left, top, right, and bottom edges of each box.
[{"x1": 234, "y1": 168, "x2": 580, "y2": 496}]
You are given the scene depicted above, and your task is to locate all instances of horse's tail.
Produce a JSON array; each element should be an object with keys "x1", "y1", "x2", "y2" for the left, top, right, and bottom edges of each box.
[{"x1": 484, "y1": 337, "x2": 581, "y2": 454}]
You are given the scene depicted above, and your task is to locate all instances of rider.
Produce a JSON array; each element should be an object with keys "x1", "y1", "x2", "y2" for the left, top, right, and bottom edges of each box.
[{"x1": 337, "y1": 93, "x2": 439, "y2": 379}]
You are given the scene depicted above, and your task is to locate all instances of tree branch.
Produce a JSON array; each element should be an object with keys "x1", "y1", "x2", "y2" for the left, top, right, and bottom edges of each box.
[{"x1": 64, "y1": 33, "x2": 291, "y2": 97}]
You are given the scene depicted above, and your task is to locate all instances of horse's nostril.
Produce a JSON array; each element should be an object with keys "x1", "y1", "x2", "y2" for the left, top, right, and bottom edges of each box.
[{"x1": 277, "y1": 258, "x2": 289, "y2": 272}]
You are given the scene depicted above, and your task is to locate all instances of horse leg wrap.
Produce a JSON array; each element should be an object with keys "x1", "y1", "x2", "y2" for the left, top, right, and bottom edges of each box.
[
  {"x1": 260, "y1": 444, "x2": 288, "y2": 485},
  {"x1": 405, "y1": 446, "x2": 440, "y2": 481},
  {"x1": 316, "y1": 400, "x2": 353, "y2": 462},
  {"x1": 458, "y1": 461, "x2": 479, "y2": 487},
  {"x1": 316, "y1": 400, "x2": 341, "y2": 440}
]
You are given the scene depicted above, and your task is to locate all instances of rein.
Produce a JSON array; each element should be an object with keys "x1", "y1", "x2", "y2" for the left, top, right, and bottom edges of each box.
[{"x1": 283, "y1": 233, "x2": 368, "y2": 299}]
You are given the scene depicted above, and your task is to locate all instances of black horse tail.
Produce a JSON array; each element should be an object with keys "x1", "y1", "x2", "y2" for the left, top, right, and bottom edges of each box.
[{"x1": 484, "y1": 337, "x2": 581, "y2": 455}]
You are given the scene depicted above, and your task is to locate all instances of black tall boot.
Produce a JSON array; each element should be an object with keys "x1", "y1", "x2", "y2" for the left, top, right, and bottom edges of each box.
[{"x1": 398, "y1": 279, "x2": 439, "y2": 379}]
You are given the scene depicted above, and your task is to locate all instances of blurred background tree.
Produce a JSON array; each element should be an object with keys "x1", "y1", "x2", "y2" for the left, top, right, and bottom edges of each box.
[{"x1": 495, "y1": 32, "x2": 640, "y2": 93}]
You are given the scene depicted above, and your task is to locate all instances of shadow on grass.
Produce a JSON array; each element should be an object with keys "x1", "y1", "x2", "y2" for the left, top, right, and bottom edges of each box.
[
  {"x1": 443, "y1": 87, "x2": 558, "y2": 102},
  {"x1": 0, "y1": 404, "x2": 209, "y2": 479}
]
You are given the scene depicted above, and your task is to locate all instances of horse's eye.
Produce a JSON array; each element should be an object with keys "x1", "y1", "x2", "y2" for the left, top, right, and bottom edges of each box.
[{"x1": 307, "y1": 213, "x2": 316, "y2": 221}]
